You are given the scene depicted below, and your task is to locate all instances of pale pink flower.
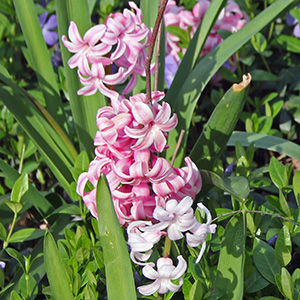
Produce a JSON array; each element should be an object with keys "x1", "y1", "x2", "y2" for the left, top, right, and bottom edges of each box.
[
  {"x1": 62, "y1": 21, "x2": 111, "y2": 70},
  {"x1": 138, "y1": 256, "x2": 187, "y2": 296},
  {"x1": 77, "y1": 60, "x2": 126, "y2": 99},
  {"x1": 186, "y1": 203, "x2": 217, "y2": 263},
  {"x1": 124, "y1": 100, "x2": 178, "y2": 152},
  {"x1": 143, "y1": 196, "x2": 197, "y2": 241}
]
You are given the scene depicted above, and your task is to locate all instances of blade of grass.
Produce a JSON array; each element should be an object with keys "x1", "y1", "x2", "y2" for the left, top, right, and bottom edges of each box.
[
  {"x1": 56, "y1": 0, "x2": 107, "y2": 158},
  {"x1": 96, "y1": 174, "x2": 137, "y2": 300},
  {"x1": 165, "y1": 0, "x2": 296, "y2": 167},
  {"x1": 228, "y1": 131, "x2": 300, "y2": 162},
  {"x1": 13, "y1": 0, "x2": 68, "y2": 134},
  {"x1": 166, "y1": 0, "x2": 227, "y2": 102}
]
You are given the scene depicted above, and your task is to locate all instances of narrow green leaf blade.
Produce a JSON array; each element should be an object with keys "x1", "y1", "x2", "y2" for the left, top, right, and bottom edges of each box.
[
  {"x1": 96, "y1": 174, "x2": 137, "y2": 300},
  {"x1": 10, "y1": 228, "x2": 45, "y2": 243},
  {"x1": 190, "y1": 75, "x2": 251, "y2": 170},
  {"x1": 44, "y1": 231, "x2": 74, "y2": 300},
  {"x1": 228, "y1": 132, "x2": 300, "y2": 162},
  {"x1": 293, "y1": 171, "x2": 300, "y2": 206},
  {"x1": 212, "y1": 214, "x2": 245, "y2": 299},
  {"x1": 56, "y1": 0, "x2": 106, "y2": 156},
  {"x1": 13, "y1": 0, "x2": 68, "y2": 133}
]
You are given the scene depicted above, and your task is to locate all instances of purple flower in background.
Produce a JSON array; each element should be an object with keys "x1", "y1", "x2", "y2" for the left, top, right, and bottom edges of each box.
[
  {"x1": 51, "y1": 45, "x2": 62, "y2": 68},
  {"x1": 286, "y1": 6, "x2": 300, "y2": 38},
  {"x1": 39, "y1": 12, "x2": 58, "y2": 46}
]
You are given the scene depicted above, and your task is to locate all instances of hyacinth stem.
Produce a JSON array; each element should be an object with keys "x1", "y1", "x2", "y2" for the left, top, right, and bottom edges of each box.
[
  {"x1": 154, "y1": 0, "x2": 164, "y2": 91},
  {"x1": 171, "y1": 130, "x2": 185, "y2": 166},
  {"x1": 145, "y1": 0, "x2": 169, "y2": 102}
]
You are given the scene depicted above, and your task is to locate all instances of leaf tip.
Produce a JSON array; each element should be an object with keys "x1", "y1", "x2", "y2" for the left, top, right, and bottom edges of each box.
[{"x1": 233, "y1": 73, "x2": 252, "y2": 92}]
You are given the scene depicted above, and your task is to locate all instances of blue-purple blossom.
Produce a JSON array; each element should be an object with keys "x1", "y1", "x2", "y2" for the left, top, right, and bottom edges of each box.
[{"x1": 39, "y1": 12, "x2": 58, "y2": 46}]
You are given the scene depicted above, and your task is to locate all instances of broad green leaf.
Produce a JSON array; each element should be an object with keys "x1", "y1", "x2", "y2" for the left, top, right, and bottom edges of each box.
[
  {"x1": 56, "y1": 0, "x2": 107, "y2": 157},
  {"x1": 5, "y1": 248, "x2": 25, "y2": 272},
  {"x1": 9, "y1": 291, "x2": 22, "y2": 300},
  {"x1": 253, "y1": 238, "x2": 281, "y2": 284},
  {"x1": 11, "y1": 173, "x2": 28, "y2": 203},
  {"x1": 251, "y1": 70, "x2": 280, "y2": 81},
  {"x1": 13, "y1": 0, "x2": 68, "y2": 133},
  {"x1": 44, "y1": 231, "x2": 74, "y2": 300},
  {"x1": 293, "y1": 171, "x2": 300, "y2": 206},
  {"x1": 245, "y1": 269, "x2": 269, "y2": 293},
  {"x1": 96, "y1": 174, "x2": 137, "y2": 300},
  {"x1": 189, "y1": 280, "x2": 203, "y2": 300},
  {"x1": 18, "y1": 273, "x2": 38, "y2": 300},
  {"x1": 275, "y1": 226, "x2": 292, "y2": 267},
  {"x1": 228, "y1": 132, "x2": 300, "y2": 162},
  {"x1": 190, "y1": 75, "x2": 251, "y2": 171},
  {"x1": 258, "y1": 297, "x2": 282, "y2": 300},
  {"x1": 200, "y1": 170, "x2": 250, "y2": 201},
  {"x1": 269, "y1": 156, "x2": 289, "y2": 189},
  {"x1": 212, "y1": 214, "x2": 245, "y2": 300},
  {"x1": 273, "y1": 34, "x2": 300, "y2": 53},
  {"x1": 166, "y1": 0, "x2": 295, "y2": 166},
  {"x1": 10, "y1": 228, "x2": 45, "y2": 243},
  {"x1": 140, "y1": 0, "x2": 160, "y2": 29},
  {"x1": 0, "y1": 222, "x2": 7, "y2": 241},
  {"x1": 4, "y1": 201, "x2": 23, "y2": 215},
  {"x1": 280, "y1": 267, "x2": 294, "y2": 300}
]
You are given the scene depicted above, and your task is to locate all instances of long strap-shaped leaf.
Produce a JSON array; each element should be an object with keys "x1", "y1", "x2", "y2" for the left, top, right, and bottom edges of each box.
[
  {"x1": 56, "y1": 0, "x2": 107, "y2": 157},
  {"x1": 13, "y1": 0, "x2": 68, "y2": 135},
  {"x1": 0, "y1": 70, "x2": 73, "y2": 195},
  {"x1": 190, "y1": 74, "x2": 251, "y2": 170},
  {"x1": 209, "y1": 214, "x2": 245, "y2": 300},
  {"x1": 166, "y1": 0, "x2": 227, "y2": 103},
  {"x1": 44, "y1": 231, "x2": 74, "y2": 300},
  {"x1": 96, "y1": 174, "x2": 137, "y2": 300},
  {"x1": 228, "y1": 131, "x2": 300, "y2": 162},
  {"x1": 165, "y1": 0, "x2": 296, "y2": 167}
]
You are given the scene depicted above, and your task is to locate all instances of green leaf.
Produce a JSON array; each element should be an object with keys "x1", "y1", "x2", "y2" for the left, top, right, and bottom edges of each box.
[
  {"x1": 190, "y1": 75, "x2": 250, "y2": 171},
  {"x1": 245, "y1": 269, "x2": 269, "y2": 293},
  {"x1": 273, "y1": 34, "x2": 300, "y2": 53},
  {"x1": 280, "y1": 267, "x2": 294, "y2": 300},
  {"x1": 9, "y1": 291, "x2": 23, "y2": 300},
  {"x1": 44, "y1": 231, "x2": 74, "y2": 300},
  {"x1": 0, "y1": 158, "x2": 54, "y2": 217},
  {"x1": 5, "y1": 248, "x2": 25, "y2": 272},
  {"x1": 269, "y1": 156, "x2": 288, "y2": 189},
  {"x1": 56, "y1": 0, "x2": 107, "y2": 156},
  {"x1": 212, "y1": 214, "x2": 245, "y2": 299},
  {"x1": 275, "y1": 226, "x2": 292, "y2": 267},
  {"x1": 200, "y1": 170, "x2": 250, "y2": 201},
  {"x1": 13, "y1": 0, "x2": 68, "y2": 133},
  {"x1": 18, "y1": 273, "x2": 38, "y2": 299},
  {"x1": 0, "y1": 222, "x2": 7, "y2": 241},
  {"x1": 4, "y1": 201, "x2": 23, "y2": 214},
  {"x1": 10, "y1": 228, "x2": 45, "y2": 243},
  {"x1": 166, "y1": 0, "x2": 294, "y2": 166},
  {"x1": 189, "y1": 280, "x2": 203, "y2": 300},
  {"x1": 228, "y1": 132, "x2": 300, "y2": 163},
  {"x1": 251, "y1": 70, "x2": 280, "y2": 81},
  {"x1": 11, "y1": 173, "x2": 28, "y2": 203},
  {"x1": 96, "y1": 174, "x2": 137, "y2": 300},
  {"x1": 253, "y1": 238, "x2": 281, "y2": 284},
  {"x1": 293, "y1": 171, "x2": 300, "y2": 206}
]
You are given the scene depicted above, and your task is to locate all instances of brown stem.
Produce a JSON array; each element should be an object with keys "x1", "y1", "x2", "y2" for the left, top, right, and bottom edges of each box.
[
  {"x1": 145, "y1": 0, "x2": 169, "y2": 102},
  {"x1": 154, "y1": 0, "x2": 164, "y2": 91},
  {"x1": 171, "y1": 130, "x2": 185, "y2": 167}
]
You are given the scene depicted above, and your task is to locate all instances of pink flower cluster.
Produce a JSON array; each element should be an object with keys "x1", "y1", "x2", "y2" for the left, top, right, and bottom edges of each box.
[
  {"x1": 164, "y1": 0, "x2": 249, "y2": 87},
  {"x1": 128, "y1": 198, "x2": 217, "y2": 295},
  {"x1": 76, "y1": 91, "x2": 201, "y2": 226},
  {"x1": 62, "y1": 1, "x2": 153, "y2": 99}
]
